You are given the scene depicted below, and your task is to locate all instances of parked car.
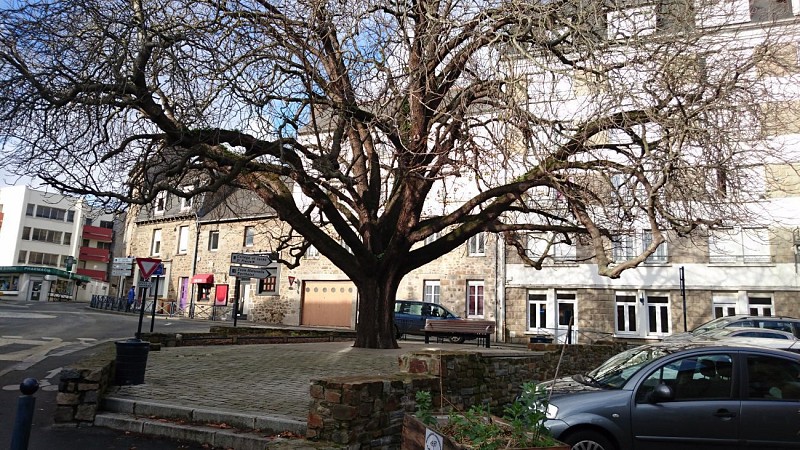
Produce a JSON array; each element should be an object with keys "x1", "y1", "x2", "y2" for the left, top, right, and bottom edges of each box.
[
  {"x1": 696, "y1": 327, "x2": 798, "y2": 341},
  {"x1": 539, "y1": 340, "x2": 800, "y2": 450},
  {"x1": 393, "y1": 300, "x2": 465, "y2": 343},
  {"x1": 665, "y1": 314, "x2": 800, "y2": 341}
]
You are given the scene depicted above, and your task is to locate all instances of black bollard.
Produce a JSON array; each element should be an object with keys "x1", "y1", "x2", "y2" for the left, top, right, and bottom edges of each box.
[{"x1": 10, "y1": 377, "x2": 39, "y2": 450}]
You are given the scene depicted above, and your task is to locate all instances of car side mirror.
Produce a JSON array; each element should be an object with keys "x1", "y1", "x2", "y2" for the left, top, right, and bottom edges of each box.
[{"x1": 648, "y1": 384, "x2": 675, "y2": 403}]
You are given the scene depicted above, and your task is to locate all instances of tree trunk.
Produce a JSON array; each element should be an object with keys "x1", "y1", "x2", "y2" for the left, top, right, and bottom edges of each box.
[{"x1": 353, "y1": 275, "x2": 401, "y2": 349}]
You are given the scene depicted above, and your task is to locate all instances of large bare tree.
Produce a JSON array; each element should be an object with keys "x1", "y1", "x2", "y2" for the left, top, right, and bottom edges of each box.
[{"x1": 0, "y1": 0, "x2": 796, "y2": 347}]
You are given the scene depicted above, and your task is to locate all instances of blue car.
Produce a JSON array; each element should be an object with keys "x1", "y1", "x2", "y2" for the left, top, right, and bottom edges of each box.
[{"x1": 393, "y1": 300, "x2": 465, "y2": 343}]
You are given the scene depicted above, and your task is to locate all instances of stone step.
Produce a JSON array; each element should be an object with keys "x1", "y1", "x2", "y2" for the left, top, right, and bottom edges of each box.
[{"x1": 101, "y1": 396, "x2": 306, "y2": 436}]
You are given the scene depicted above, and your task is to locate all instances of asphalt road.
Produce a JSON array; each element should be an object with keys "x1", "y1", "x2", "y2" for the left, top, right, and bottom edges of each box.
[{"x1": 0, "y1": 300, "x2": 226, "y2": 449}]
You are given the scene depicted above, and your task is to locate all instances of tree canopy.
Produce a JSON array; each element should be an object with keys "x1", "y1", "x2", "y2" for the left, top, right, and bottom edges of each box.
[{"x1": 1, "y1": 0, "x2": 797, "y2": 347}]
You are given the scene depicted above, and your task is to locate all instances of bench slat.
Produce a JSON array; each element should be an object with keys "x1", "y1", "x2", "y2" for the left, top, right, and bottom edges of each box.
[{"x1": 424, "y1": 320, "x2": 496, "y2": 348}]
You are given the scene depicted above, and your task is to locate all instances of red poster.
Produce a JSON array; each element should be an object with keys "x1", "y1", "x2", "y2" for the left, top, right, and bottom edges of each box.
[{"x1": 214, "y1": 284, "x2": 229, "y2": 306}]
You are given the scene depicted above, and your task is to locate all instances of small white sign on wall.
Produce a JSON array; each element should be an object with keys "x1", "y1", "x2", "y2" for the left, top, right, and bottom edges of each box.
[{"x1": 425, "y1": 428, "x2": 443, "y2": 450}]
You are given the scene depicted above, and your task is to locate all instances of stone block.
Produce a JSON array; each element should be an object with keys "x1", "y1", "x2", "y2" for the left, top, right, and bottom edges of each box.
[
  {"x1": 324, "y1": 389, "x2": 342, "y2": 404},
  {"x1": 57, "y1": 392, "x2": 80, "y2": 406},
  {"x1": 78, "y1": 382, "x2": 100, "y2": 391},
  {"x1": 53, "y1": 406, "x2": 76, "y2": 423},
  {"x1": 331, "y1": 404, "x2": 358, "y2": 421},
  {"x1": 75, "y1": 404, "x2": 97, "y2": 421}
]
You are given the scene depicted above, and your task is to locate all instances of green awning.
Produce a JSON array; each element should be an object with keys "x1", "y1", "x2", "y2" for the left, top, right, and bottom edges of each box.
[{"x1": 0, "y1": 266, "x2": 92, "y2": 282}]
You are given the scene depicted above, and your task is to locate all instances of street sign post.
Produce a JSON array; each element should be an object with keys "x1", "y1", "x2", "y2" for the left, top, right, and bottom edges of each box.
[
  {"x1": 228, "y1": 266, "x2": 272, "y2": 278},
  {"x1": 136, "y1": 258, "x2": 162, "y2": 279},
  {"x1": 230, "y1": 253, "x2": 274, "y2": 266}
]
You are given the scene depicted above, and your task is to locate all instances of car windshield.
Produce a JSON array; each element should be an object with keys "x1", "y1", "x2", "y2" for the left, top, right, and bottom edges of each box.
[{"x1": 586, "y1": 346, "x2": 671, "y2": 389}]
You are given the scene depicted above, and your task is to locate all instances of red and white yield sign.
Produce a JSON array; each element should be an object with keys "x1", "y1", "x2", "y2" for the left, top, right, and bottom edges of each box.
[{"x1": 136, "y1": 257, "x2": 162, "y2": 279}]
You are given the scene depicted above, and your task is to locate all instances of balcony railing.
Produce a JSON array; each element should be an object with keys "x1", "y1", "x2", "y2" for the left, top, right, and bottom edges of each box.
[
  {"x1": 82, "y1": 225, "x2": 113, "y2": 243},
  {"x1": 77, "y1": 267, "x2": 108, "y2": 281},
  {"x1": 79, "y1": 246, "x2": 110, "y2": 263}
]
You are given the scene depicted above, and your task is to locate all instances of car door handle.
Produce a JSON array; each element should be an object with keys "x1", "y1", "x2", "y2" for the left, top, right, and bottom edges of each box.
[{"x1": 712, "y1": 409, "x2": 737, "y2": 419}]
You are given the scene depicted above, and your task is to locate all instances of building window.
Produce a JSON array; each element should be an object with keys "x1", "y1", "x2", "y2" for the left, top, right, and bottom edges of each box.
[
  {"x1": 750, "y1": 0, "x2": 792, "y2": 21},
  {"x1": 97, "y1": 242, "x2": 112, "y2": 250},
  {"x1": 642, "y1": 230, "x2": 668, "y2": 263},
  {"x1": 28, "y1": 251, "x2": 60, "y2": 267},
  {"x1": 748, "y1": 295, "x2": 773, "y2": 316},
  {"x1": 527, "y1": 232, "x2": 576, "y2": 263},
  {"x1": 177, "y1": 226, "x2": 189, "y2": 254},
  {"x1": 258, "y1": 276, "x2": 277, "y2": 294},
  {"x1": 154, "y1": 192, "x2": 167, "y2": 214},
  {"x1": 243, "y1": 226, "x2": 255, "y2": 247},
  {"x1": 305, "y1": 245, "x2": 319, "y2": 259},
  {"x1": 180, "y1": 186, "x2": 194, "y2": 211},
  {"x1": 615, "y1": 292, "x2": 638, "y2": 334},
  {"x1": 468, "y1": 233, "x2": 485, "y2": 256},
  {"x1": 527, "y1": 292, "x2": 547, "y2": 331},
  {"x1": 151, "y1": 229, "x2": 162, "y2": 256},
  {"x1": 67, "y1": 210, "x2": 75, "y2": 223},
  {"x1": 713, "y1": 294, "x2": 738, "y2": 318},
  {"x1": 208, "y1": 230, "x2": 219, "y2": 251},
  {"x1": 612, "y1": 232, "x2": 635, "y2": 262},
  {"x1": 35, "y1": 205, "x2": 67, "y2": 221},
  {"x1": 30, "y1": 228, "x2": 63, "y2": 244},
  {"x1": 709, "y1": 227, "x2": 770, "y2": 264},
  {"x1": 466, "y1": 280, "x2": 484, "y2": 318},
  {"x1": 25, "y1": 203, "x2": 34, "y2": 216},
  {"x1": 100, "y1": 220, "x2": 114, "y2": 229},
  {"x1": 557, "y1": 292, "x2": 576, "y2": 327},
  {"x1": 646, "y1": 294, "x2": 670, "y2": 335},
  {"x1": 22, "y1": 227, "x2": 30, "y2": 240},
  {"x1": 17, "y1": 251, "x2": 27, "y2": 264},
  {"x1": 63, "y1": 232, "x2": 72, "y2": 246},
  {"x1": 423, "y1": 280, "x2": 440, "y2": 303}
]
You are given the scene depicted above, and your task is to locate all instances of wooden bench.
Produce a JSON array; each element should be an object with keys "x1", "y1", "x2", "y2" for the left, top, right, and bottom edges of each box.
[{"x1": 424, "y1": 319, "x2": 496, "y2": 348}]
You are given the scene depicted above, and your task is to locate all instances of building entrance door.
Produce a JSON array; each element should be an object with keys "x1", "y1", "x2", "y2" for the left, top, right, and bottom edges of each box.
[{"x1": 29, "y1": 280, "x2": 43, "y2": 301}]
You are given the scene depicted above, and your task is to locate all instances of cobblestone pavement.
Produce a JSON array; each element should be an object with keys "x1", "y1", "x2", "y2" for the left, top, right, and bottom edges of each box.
[{"x1": 108, "y1": 340, "x2": 459, "y2": 421}]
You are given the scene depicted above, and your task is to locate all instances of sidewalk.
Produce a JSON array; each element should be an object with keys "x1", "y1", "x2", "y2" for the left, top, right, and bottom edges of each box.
[{"x1": 96, "y1": 339, "x2": 522, "y2": 449}]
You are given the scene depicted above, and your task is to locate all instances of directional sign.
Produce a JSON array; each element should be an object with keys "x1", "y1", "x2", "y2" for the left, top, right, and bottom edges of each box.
[
  {"x1": 111, "y1": 269, "x2": 132, "y2": 277},
  {"x1": 137, "y1": 280, "x2": 152, "y2": 288},
  {"x1": 113, "y1": 257, "x2": 136, "y2": 264},
  {"x1": 229, "y1": 266, "x2": 272, "y2": 278},
  {"x1": 112, "y1": 263, "x2": 133, "y2": 270},
  {"x1": 230, "y1": 253, "x2": 274, "y2": 266},
  {"x1": 136, "y1": 258, "x2": 162, "y2": 279}
]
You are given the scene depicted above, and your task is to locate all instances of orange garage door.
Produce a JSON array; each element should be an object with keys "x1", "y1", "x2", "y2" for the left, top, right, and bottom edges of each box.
[{"x1": 301, "y1": 281, "x2": 356, "y2": 328}]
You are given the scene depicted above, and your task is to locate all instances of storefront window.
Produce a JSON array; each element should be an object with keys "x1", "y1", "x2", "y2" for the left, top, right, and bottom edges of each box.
[{"x1": 0, "y1": 276, "x2": 19, "y2": 290}]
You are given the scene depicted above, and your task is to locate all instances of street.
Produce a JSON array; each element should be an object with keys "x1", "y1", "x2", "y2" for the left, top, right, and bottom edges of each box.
[{"x1": 0, "y1": 300, "x2": 223, "y2": 449}]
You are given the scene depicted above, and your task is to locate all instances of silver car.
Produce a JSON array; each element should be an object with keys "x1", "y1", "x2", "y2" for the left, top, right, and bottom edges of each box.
[{"x1": 541, "y1": 341, "x2": 800, "y2": 450}]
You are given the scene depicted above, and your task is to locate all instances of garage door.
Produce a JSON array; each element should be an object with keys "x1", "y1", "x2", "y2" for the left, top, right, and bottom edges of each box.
[{"x1": 301, "y1": 281, "x2": 356, "y2": 328}]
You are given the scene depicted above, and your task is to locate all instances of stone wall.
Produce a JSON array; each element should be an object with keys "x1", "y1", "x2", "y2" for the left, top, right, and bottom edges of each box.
[
  {"x1": 54, "y1": 342, "x2": 116, "y2": 426},
  {"x1": 308, "y1": 344, "x2": 628, "y2": 448}
]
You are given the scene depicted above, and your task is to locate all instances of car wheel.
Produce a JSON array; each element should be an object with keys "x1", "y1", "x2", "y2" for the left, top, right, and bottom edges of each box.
[
  {"x1": 563, "y1": 430, "x2": 616, "y2": 450},
  {"x1": 449, "y1": 335, "x2": 465, "y2": 344}
]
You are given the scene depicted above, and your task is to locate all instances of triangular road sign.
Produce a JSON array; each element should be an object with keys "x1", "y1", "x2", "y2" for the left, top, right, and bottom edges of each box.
[{"x1": 137, "y1": 258, "x2": 162, "y2": 279}]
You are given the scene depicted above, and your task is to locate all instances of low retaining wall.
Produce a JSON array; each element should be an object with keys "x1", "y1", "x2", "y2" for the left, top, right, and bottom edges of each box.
[
  {"x1": 54, "y1": 342, "x2": 116, "y2": 426},
  {"x1": 309, "y1": 343, "x2": 629, "y2": 448},
  {"x1": 140, "y1": 326, "x2": 357, "y2": 347}
]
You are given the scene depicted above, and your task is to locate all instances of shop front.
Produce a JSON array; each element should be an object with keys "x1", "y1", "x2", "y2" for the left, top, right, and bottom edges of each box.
[{"x1": 0, "y1": 266, "x2": 91, "y2": 301}]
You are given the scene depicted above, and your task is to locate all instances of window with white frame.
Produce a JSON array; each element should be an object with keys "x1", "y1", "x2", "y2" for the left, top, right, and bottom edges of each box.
[
  {"x1": 713, "y1": 294, "x2": 738, "y2": 318},
  {"x1": 615, "y1": 292, "x2": 638, "y2": 334},
  {"x1": 154, "y1": 192, "x2": 167, "y2": 214},
  {"x1": 527, "y1": 292, "x2": 547, "y2": 331},
  {"x1": 305, "y1": 244, "x2": 319, "y2": 259},
  {"x1": 177, "y1": 226, "x2": 189, "y2": 254},
  {"x1": 709, "y1": 227, "x2": 770, "y2": 263},
  {"x1": 180, "y1": 186, "x2": 194, "y2": 211},
  {"x1": 468, "y1": 233, "x2": 486, "y2": 256},
  {"x1": 612, "y1": 232, "x2": 635, "y2": 262},
  {"x1": 208, "y1": 230, "x2": 219, "y2": 251},
  {"x1": 641, "y1": 229, "x2": 668, "y2": 263},
  {"x1": 243, "y1": 226, "x2": 255, "y2": 247},
  {"x1": 423, "y1": 280, "x2": 440, "y2": 303},
  {"x1": 151, "y1": 229, "x2": 162, "y2": 256},
  {"x1": 645, "y1": 294, "x2": 670, "y2": 335},
  {"x1": 527, "y1": 232, "x2": 576, "y2": 263},
  {"x1": 748, "y1": 295, "x2": 773, "y2": 316},
  {"x1": 466, "y1": 280, "x2": 484, "y2": 317}
]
